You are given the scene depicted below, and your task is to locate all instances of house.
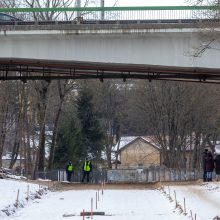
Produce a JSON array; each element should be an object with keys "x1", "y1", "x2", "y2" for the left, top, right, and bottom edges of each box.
[
  {"x1": 113, "y1": 136, "x2": 161, "y2": 169},
  {"x1": 112, "y1": 135, "x2": 219, "y2": 170}
]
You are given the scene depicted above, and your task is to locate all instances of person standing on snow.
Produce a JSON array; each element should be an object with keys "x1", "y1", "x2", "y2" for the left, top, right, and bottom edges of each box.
[
  {"x1": 214, "y1": 154, "x2": 220, "y2": 181},
  {"x1": 202, "y1": 149, "x2": 208, "y2": 182},
  {"x1": 66, "y1": 161, "x2": 73, "y2": 182},
  {"x1": 204, "y1": 151, "x2": 215, "y2": 181},
  {"x1": 81, "y1": 158, "x2": 92, "y2": 183}
]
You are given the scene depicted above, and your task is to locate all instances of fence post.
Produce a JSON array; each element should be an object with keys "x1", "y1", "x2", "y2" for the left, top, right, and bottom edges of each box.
[
  {"x1": 101, "y1": 182, "x2": 104, "y2": 195},
  {"x1": 153, "y1": 167, "x2": 156, "y2": 182}
]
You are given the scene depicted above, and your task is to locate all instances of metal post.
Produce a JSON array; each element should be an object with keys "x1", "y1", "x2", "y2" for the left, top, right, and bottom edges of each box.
[
  {"x1": 101, "y1": 0, "x2": 105, "y2": 20},
  {"x1": 76, "y1": 0, "x2": 81, "y2": 18}
]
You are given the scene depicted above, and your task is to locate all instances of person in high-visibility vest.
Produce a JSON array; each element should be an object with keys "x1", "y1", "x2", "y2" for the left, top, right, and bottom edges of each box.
[
  {"x1": 66, "y1": 161, "x2": 73, "y2": 182},
  {"x1": 81, "y1": 158, "x2": 92, "y2": 183}
]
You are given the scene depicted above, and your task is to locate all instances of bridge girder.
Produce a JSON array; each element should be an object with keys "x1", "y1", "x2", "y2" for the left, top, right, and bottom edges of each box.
[{"x1": 0, "y1": 58, "x2": 220, "y2": 84}]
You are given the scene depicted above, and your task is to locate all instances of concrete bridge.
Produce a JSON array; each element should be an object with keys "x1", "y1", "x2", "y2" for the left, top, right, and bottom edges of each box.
[{"x1": 0, "y1": 6, "x2": 220, "y2": 83}]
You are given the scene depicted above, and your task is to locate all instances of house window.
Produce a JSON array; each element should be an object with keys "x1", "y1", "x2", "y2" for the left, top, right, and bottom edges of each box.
[{"x1": 138, "y1": 163, "x2": 143, "y2": 167}]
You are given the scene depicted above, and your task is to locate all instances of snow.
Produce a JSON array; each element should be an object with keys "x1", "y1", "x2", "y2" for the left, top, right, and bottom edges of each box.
[
  {"x1": 0, "y1": 178, "x2": 220, "y2": 220},
  {"x1": 168, "y1": 183, "x2": 220, "y2": 220},
  {"x1": 0, "y1": 179, "x2": 47, "y2": 218}
]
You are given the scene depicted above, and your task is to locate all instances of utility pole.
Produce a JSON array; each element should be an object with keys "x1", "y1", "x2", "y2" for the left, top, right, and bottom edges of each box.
[
  {"x1": 76, "y1": 0, "x2": 81, "y2": 19},
  {"x1": 101, "y1": 0, "x2": 105, "y2": 20}
]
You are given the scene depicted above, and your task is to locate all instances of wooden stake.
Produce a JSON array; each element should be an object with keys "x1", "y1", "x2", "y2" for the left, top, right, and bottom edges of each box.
[
  {"x1": 98, "y1": 189, "x2": 99, "y2": 201},
  {"x1": 195, "y1": 213, "x2": 196, "y2": 220},
  {"x1": 27, "y1": 185, "x2": 29, "y2": 203},
  {"x1": 96, "y1": 192, "x2": 98, "y2": 210},
  {"x1": 80, "y1": 212, "x2": 105, "y2": 216},
  {"x1": 183, "y1": 197, "x2": 186, "y2": 215},
  {"x1": 16, "y1": 189, "x2": 19, "y2": 208},
  {"x1": 82, "y1": 209, "x2": 85, "y2": 220},
  {"x1": 174, "y1": 190, "x2": 177, "y2": 208},
  {"x1": 101, "y1": 182, "x2": 104, "y2": 195},
  {"x1": 91, "y1": 198, "x2": 93, "y2": 219},
  {"x1": 190, "y1": 210, "x2": 193, "y2": 219}
]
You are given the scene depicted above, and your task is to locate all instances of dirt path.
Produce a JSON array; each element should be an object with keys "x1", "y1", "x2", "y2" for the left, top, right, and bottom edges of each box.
[{"x1": 30, "y1": 179, "x2": 201, "y2": 191}]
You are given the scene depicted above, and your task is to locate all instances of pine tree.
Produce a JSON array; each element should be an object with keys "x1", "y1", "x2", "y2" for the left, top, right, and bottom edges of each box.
[
  {"x1": 54, "y1": 116, "x2": 86, "y2": 169},
  {"x1": 77, "y1": 87, "x2": 104, "y2": 159}
]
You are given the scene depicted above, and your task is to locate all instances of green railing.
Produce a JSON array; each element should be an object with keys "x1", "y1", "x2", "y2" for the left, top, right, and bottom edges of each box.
[{"x1": 0, "y1": 6, "x2": 219, "y2": 21}]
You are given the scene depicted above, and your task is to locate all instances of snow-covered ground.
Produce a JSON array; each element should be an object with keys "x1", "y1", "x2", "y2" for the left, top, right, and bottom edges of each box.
[{"x1": 0, "y1": 178, "x2": 220, "y2": 220}]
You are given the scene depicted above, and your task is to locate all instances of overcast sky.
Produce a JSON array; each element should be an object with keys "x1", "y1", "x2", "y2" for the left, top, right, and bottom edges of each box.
[{"x1": 106, "y1": 0, "x2": 188, "y2": 6}]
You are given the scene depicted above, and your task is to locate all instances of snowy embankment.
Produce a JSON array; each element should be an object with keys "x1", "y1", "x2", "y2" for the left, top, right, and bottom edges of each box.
[{"x1": 0, "y1": 178, "x2": 48, "y2": 218}]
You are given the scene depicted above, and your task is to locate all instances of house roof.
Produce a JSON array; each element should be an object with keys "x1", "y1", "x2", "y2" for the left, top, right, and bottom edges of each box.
[{"x1": 113, "y1": 136, "x2": 161, "y2": 152}]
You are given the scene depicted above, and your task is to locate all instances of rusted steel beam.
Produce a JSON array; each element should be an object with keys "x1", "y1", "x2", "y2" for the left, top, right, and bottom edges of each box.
[{"x1": 0, "y1": 58, "x2": 220, "y2": 83}]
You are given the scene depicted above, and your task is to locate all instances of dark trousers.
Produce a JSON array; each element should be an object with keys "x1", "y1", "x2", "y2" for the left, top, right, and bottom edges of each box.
[
  {"x1": 82, "y1": 171, "x2": 90, "y2": 183},
  {"x1": 206, "y1": 171, "x2": 213, "y2": 181},
  {"x1": 203, "y1": 170, "x2": 207, "y2": 182},
  {"x1": 67, "y1": 171, "x2": 72, "y2": 182}
]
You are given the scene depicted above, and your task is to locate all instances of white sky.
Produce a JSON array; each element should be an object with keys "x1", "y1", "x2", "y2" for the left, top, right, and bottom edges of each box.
[{"x1": 106, "y1": 0, "x2": 188, "y2": 6}]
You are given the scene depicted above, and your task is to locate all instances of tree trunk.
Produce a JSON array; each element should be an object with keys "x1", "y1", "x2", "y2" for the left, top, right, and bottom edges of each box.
[{"x1": 47, "y1": 103, "x2": 62, "y2": 170}]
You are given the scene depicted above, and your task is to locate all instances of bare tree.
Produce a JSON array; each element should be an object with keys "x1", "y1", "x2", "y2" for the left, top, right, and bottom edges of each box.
[
  {"x1": 129, "y1": 80, "x2": 220, "y2": 170},
  {"x1": 90, "y1": 80, "x2": 127, "y2": 168},
  {"x1": 185, "y1": 0, "x2": 220, "y2": 57},
  {"x1": 0, "y1": 82, "x2": 18, "y2": 168},
  {"x1": 47, "y1": 80, "x2": 79, "y2": 170}
]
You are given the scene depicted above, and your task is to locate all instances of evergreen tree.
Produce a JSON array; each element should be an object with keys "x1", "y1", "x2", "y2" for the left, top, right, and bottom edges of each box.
[
  {"x1": 77, "y1": 87, "x2": 104, "y2": 159},
  {"x1": 54, "y1": 116, "x2": 86, "y2": 169}
]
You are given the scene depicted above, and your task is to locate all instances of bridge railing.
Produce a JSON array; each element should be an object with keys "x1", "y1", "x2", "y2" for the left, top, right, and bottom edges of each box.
[{"x1": 0, "y1": 6, "x2": 220, "y2": 23}]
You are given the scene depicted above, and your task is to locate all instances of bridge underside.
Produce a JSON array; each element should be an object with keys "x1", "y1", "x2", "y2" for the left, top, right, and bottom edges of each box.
[{"x1": 0, "y1": 58, "x2": 220, "y2": 84}]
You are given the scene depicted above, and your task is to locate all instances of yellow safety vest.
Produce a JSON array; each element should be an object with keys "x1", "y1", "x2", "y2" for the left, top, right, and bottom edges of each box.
[
  {"x1": 84, "y1": 161, "x2": 91, "y2": 171},
  {"x1": 67, "y1": 164, "x2": 73, "y2": 171}
]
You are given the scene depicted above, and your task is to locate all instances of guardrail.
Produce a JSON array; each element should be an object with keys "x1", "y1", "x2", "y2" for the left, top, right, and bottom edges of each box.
[{"x1": 0, "y1": 6, "x2": 220, "y2": 22}]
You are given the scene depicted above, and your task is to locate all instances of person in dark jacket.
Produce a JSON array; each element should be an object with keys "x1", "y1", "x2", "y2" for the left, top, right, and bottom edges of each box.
[
  {"x1": 204, "y1": 151, "x2": 214, "y2": 181},
  {"x1": 81, "y1": 158, "x2": 92, "y2": 183},
  {"x1": 214, "y1": 154, "x2": 220, "y2": 181},
  {"x1": 66, "y1": 161, "x2": 73, "y2": 182},
  {"x1": 202, "y1": 149, "x2": 208, "y2": 182}
]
